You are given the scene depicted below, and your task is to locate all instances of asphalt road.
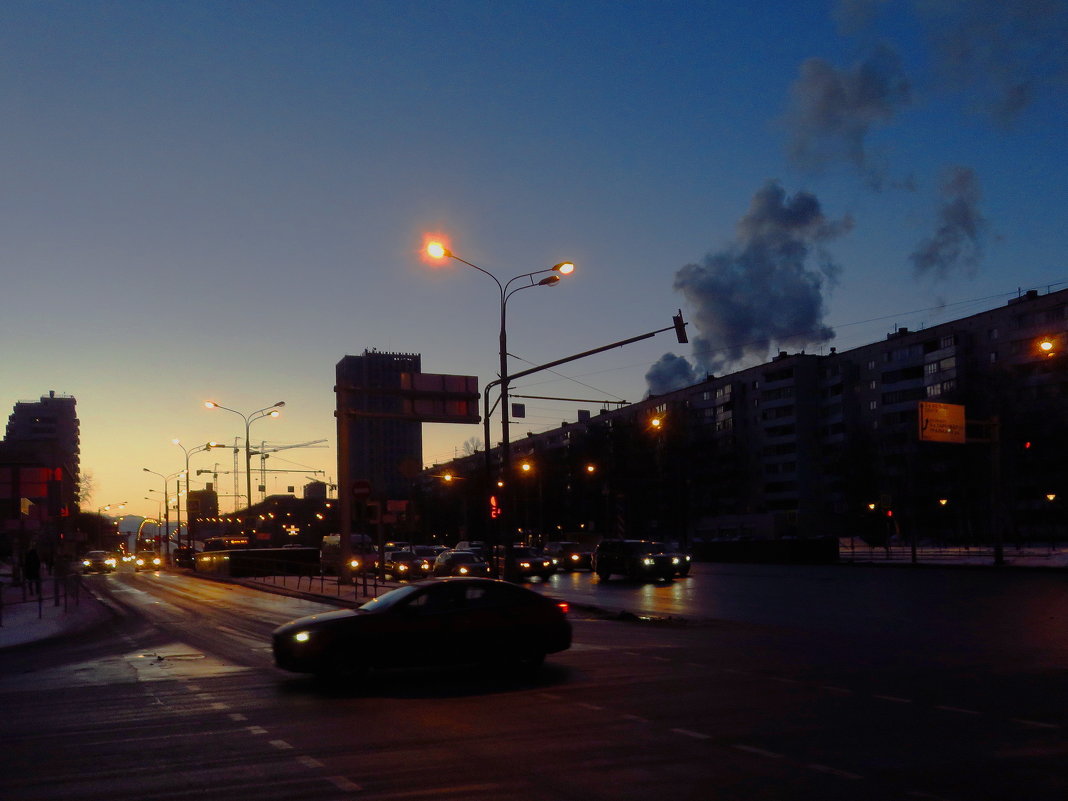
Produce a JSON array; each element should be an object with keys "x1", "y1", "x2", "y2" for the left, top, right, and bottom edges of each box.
[{"x1": 1, "y1": 564, "x2": 1066, "y2": 800}]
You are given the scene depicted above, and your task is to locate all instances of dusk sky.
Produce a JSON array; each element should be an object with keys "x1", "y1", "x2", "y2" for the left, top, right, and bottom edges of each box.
[{"x1": 2, "y1": 1, "x2": 1066, "y2": 522}]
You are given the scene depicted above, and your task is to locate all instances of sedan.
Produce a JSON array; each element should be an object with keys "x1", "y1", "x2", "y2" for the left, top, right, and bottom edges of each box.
[
  {"x1": 382, "y1": 550, "x2": 433, "y2": 581},
  {"x1": 81, "y1": 550, "x2": 116, "y2": 574},
  {"x1": 432, "y1": 550, "x2": 494, "y2": 577},
  {"x1": 134, "y1": 551, "x2": 163, "y2": 570},
  {"x1": 272, "y1": 577, "x2": 571, "y2": 676}
]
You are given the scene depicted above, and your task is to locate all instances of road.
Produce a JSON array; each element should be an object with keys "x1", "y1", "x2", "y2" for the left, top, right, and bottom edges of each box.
[{"x1": 1, "y1": 563, "x2": 1066, "y2": 800}]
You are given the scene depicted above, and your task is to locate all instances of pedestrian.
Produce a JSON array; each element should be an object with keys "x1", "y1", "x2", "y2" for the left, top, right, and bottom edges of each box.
[{"x1": 23, "y1": 544, "x2": 42, "y2": 596}]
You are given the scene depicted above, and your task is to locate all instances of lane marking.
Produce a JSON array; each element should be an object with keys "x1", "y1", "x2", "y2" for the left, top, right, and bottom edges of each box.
[
  {"x1": 327, "y1": 776, "x2": 363, "y2": 792},
  {"x1": 935, "y1": 705, "x2": 980, "y2": 716},
  {"x1": 733, "y1": 744, "x2": 784, "y2": 759},
  {"x1": 577, "y1": 702, "x2": 604, "y2": 711},
  {"x1": 672, "y1": 728, "x2": 711, "y2": 740},
  {"x1": 874, "y1": 694, "x2": 912, "y2": 704},
  {"x1": 270, "y1": 740, "x2": 294, "y2": 750},
  {"x1": 808, "y1": 763, "x2": 863, "y2": 780},
  {"x1": 1012, "y1": 718, "x2": 1060, "y2": 729},
  {"x1": 248, "y1": 726, "x2": 268, "y2": 735},
  {"x1": 621, "y1": 714, "x2": 649, "y2": 722},
  {"x1": 297, "y1": 755, "x2": 324, "y2": 769},
  {"x1": 229, "y1": 713, "x2": 247, "y2": 722}
]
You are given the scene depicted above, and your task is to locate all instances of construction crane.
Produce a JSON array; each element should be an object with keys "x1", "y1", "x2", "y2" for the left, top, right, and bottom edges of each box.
[{"x1": 248, "y1": 440, "x2": 328, "y2": 502}]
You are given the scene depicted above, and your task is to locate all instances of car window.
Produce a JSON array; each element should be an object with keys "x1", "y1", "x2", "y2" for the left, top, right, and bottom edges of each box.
[
  {"x1": 359, "y1": 584, "x2": 421, "y2": 613},
  {"x1": 404, "y1": 583, "x2": 459, "y2": 614}
]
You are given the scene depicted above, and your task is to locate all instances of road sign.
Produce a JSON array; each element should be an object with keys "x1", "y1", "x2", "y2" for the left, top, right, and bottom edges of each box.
[
  {"x1": 918, "y1": 401, "x2": 966, "y2": 444},
  {"x1": 351, "y1": 479, "x2": 373, "y2": 499}
]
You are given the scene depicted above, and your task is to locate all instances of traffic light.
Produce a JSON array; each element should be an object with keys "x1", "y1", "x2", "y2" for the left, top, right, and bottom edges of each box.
[{"x1": 673, "y1": 310, "x2": 688, "y2": 343}]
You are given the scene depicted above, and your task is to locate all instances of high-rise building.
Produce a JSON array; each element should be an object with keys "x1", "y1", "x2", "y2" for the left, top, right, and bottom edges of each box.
[
  {"x1": 0, "y1": 391, "x2": 80, "y2": 552},
  {"x1": 336, "y1": 350, "x2": 424, "y2": 502}
]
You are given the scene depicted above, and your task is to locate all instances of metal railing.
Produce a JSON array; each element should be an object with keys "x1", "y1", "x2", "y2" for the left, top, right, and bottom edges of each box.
[{"x1": 0, "y1": 573, "x2": 83, "y2": 627}]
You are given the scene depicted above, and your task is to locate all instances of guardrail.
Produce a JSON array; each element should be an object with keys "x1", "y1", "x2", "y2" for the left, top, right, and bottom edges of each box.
[
  {"x1": 0, "y1": 573, "x2": 84, "y2": 627},
  {"x1": 194, "y1": 549, "x2": 388, "y2": 599}
]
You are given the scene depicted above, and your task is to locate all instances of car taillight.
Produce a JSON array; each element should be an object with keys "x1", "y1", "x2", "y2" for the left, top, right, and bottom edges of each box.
[{"x1": 556, "y1": 602, "x2": 570, "y2": 615}]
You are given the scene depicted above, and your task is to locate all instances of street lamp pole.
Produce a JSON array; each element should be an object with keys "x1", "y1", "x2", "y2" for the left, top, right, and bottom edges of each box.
[
  {"x1": 174, "y1": 440, "x2": 217, "y2": 549},
  {"x1": 425, "y1": 241, "x2": 573, "y2": 577},
  {"x1": 143, "y1": 468, "x2": 182, "y2": 561},
  {"x1": 203, "y1": 401, "x2": 285, "y2": 510}
]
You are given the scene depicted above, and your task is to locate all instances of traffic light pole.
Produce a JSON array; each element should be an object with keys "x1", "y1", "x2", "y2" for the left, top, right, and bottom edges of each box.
[{"x1": 484, "y1": 312, "x2": 688, "y2": 578}]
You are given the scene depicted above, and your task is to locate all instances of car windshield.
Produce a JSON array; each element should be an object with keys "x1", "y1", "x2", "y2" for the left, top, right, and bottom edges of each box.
[
  {"x1": 452, "y1": 553, "x2": 484, "y2": 564},
  {"x1": 359, "y1": 584, "x2": 422, "y2": 613}
]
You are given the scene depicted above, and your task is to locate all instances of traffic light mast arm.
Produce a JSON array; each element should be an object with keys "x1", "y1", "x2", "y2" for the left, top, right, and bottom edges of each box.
[{"x1": 497, "y1": 311, "x2": 687, "y2": 388}]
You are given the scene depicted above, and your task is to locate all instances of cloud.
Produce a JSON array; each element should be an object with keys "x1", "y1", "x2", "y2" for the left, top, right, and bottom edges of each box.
[
  {"x1": 645, "y1": 353, "x2": 698, "y2": 396},
  {"x1": 658, "y1": 182, "x2": 852, "y2": 385},
  {"x1": 910, "y1": 165, "x2": 987, "y2": 280},
  {"x1": 785, "y1": 43, "x2": 911, "y2": 182},
  {"x1": 918, "y1": 0, "x2": 1068, "y2": 126}
]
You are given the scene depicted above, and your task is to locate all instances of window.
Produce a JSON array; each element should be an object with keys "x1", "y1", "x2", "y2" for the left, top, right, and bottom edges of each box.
[
  {"x1": 869, "y1": 400, "x2": 878, "y2": 411},
  {"x1": 990, "y1": 351, "x2": 998, "y2": 363},
  {"x1": 940, "y1": 335, "x2": 956, "y2": 349}
]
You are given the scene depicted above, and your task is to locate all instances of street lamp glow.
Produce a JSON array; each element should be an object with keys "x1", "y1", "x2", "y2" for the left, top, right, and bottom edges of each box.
[
  {"x1": 553, "y1": 262, "x2": 575, "y2": 275},
  {"x1": 426, "y1": 241, "x2": 449, "y2": 260}
]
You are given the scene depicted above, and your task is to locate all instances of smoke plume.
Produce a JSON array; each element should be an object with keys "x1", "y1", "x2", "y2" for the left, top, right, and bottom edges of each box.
[
  {"x1": 785, "y1": 43, "x2": 911, "y2": 183},
  {"x1": 910, "y1": 165, "x2": 987, "y2": 280},
  {"x1": 645, "y1": 353, "x2": 698, "y2": 396},
  {"x1": 646, "y1": 181, "x2": 853, "y2": 395}
]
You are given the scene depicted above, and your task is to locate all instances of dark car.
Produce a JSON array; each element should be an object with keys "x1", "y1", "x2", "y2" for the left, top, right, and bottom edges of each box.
[
  {"x1": 272, "y1": 577, "x2": 571, "y2": 676},
  {"x1": 432, "y1": 550, "x2": 494, "y2": 578},
  {"x1": 81, "y1": 550, "x2": 116, "y2": 574},
  {"x1": 543, "y1": 541, "x2": 593, "y2": 572},
  {"x1": 495, "y1": 546, "x2": 555, "y2": 581},
  {"x1": 592, "y1": 539, "x2": 689, "y2": 581},
  {"x1": 134, "y1": 551, "x2": 163, "y2": 570},
  {"x1": 174, "y1": 547, "x2": 196, "y2": 569},
  {"x1": 382, "y1": 550, "x2": 433, "y2": 581}
]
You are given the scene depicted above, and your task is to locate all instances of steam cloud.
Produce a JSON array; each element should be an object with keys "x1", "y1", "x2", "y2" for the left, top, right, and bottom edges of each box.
[
  {"x1": 919, "y1": 0, "x2": 1068, "y2": 126},
  {"x1": 910, "y1": 166, "x2": 987, "y2": 280},
  {"x1": 646, "y1": 182, "x2": 852, "y2": 396},
  {"x1": 785, "y1": 43, "x2": 910, "y2": 184}
]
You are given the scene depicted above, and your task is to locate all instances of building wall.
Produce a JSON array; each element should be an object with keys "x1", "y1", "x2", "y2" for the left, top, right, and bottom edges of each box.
[{"x1": 420, "y1": 287, "x2": 1068, "y2": 546}]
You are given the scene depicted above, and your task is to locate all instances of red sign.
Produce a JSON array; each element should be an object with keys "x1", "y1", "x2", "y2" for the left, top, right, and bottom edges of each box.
[{"x1": 352, "y1": 479, "x2": 373, "y2": 499}]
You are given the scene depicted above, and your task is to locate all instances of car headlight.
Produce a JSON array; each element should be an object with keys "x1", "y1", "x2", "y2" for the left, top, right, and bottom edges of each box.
[
  {"x1": 350, "y1": 559, "x2": 361, "y2": 569},
  {"x1": 397, "y1": 564, "x2": 408, "y2": 572},
  {"x1": 642, "y1": 557, "x2": 655, "y2": 566},
  {"x1": 458, "y1": 566, "x2": 469, "y2": 575},
  {"x1": 685, "y1": 555, "x2": 691, "y2": 561},
  {"x1": 135, "y1": 558, "x2": 144, "y2": 566},
  {"x1": 106, "y1": 559, "x2": 116, "y2": 567},
  {"x1": 570, "y1": 554, "x2": 580, "y2": 562},
  {"x1": 82, "y1": 560, "x2": 90, "y2": 567},
  {"x1": 672, "y1": 557, "x2": 680, "y2": 565},
  {"x1": 520, "y1": 561, "x2": 531, "y2": 569},
  {"x1": 293, "y1": 630, "x2": 312, "y2": 643},
  {"x1": 542, "y1": 561, "x2": 551, "y2": 568},
  {"x1": 152, "y1": 557, "x2": 161, "y2": 566}
]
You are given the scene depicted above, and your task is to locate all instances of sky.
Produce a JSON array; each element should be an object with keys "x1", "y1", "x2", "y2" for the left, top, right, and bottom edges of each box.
[{"x1": 2, "y1": 0, "x2": 1067, "y2": 522}]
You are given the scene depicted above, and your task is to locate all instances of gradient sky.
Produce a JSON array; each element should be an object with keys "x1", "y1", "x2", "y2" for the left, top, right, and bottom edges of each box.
[{"x1": 2, "y1": 1, "x2": 1066, "y2": 521}]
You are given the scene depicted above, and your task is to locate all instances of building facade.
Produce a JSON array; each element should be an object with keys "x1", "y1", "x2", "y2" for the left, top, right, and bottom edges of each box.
[
  {"x1": 418, "y1": 288, "x2": 1068, "y2": 550},
  {"x1": 0, "y1": 391, "x2": 81, "y2": 559}
]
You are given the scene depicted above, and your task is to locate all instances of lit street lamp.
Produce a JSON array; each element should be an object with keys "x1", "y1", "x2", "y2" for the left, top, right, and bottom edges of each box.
[
  {"x1": 424, "y1": 239, "x2": 574, "y2": 572},
  {"x1": 143, "y1": 468, "x2": 183, "y2": 561},
  {"x1": 424, "y1": 242, "x2": 572, "y2": 488},
  {"x1": 173, "y1": 439, "x2": 218, "y2": 550},
  {"x1": 203, "y1": 401, "x2": 285, "y2": 510}
]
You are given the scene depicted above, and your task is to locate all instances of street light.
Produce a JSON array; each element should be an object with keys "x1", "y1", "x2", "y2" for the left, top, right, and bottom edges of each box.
[
  {"x1": 425, "y1": 239, "x2": 574, "y2": 575},
  {"x1": 174, "y1": 439, "x2": 218, "y2": 550},
  {"x1": 143, "y1": 468, "x2": 184, "y2": 561},
  {"x1": 203, "y1": 401, "x2": 285, "y2": 510},
  {"x1": 424, "y1": 239, "x2": 573, "y2": 505}
]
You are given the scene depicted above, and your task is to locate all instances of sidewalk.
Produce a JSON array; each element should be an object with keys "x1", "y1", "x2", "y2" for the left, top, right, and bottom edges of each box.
[
  {"x1": 0, "y1": 572, "x2": 112, "y2": 650},
  {"x1": 838, "y1": 541, "x2": 1068, "y2": 569}
]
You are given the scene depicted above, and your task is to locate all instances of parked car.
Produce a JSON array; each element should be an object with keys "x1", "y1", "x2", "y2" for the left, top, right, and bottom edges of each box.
[
  {"x1": 592, "y1": 539, "x2": 689, "y2": 581},
  {"x1": 543, "y1": 541, "x2": 593, "y2": 571},
  {"x1": 81, "y1": 550, "x2": 116, "y2": 574},
  {"x1": 432, "y1": 550, "x2": 494, "y2": 577},
  {"x1": 174, "y1": 547, "x2": 196, "y2": 569},
  {"x1": 272, "y1": 577, "x2": 571, "y2": 676}
]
